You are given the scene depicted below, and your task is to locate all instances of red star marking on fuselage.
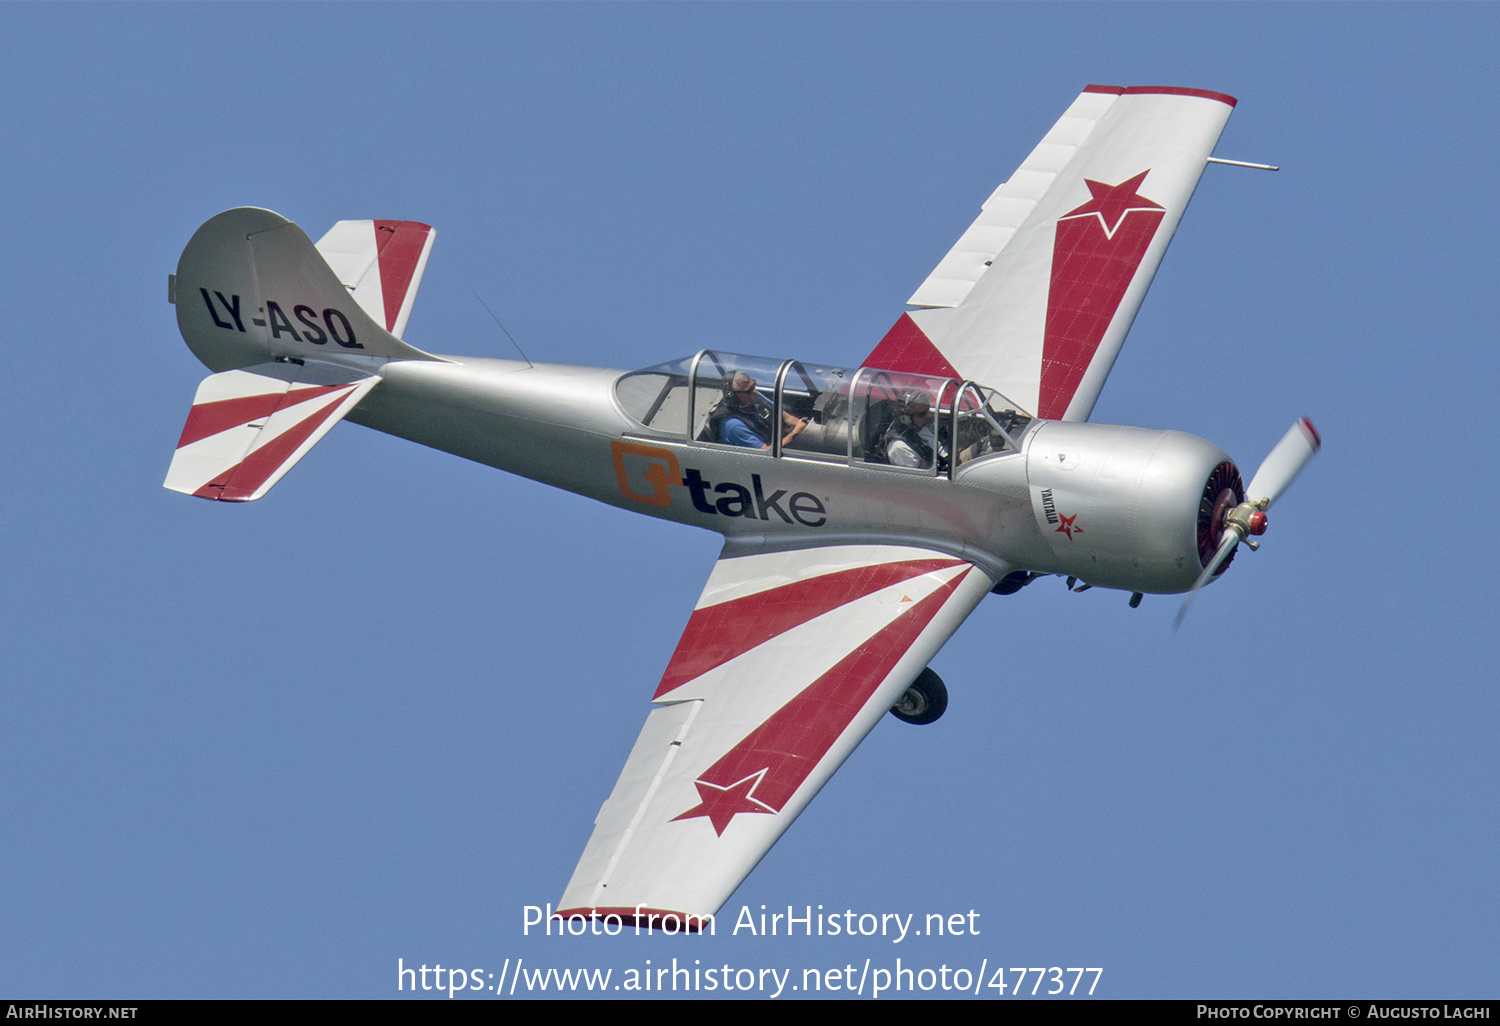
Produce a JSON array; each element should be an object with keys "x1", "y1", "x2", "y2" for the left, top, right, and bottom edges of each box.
[
  {"x1": 1061, "y1": 170, "x2": 1164, "y2": 238},
  {"x1": 1055, "y1": 513, "x2": 1083, "y2": 540},
  {"x1": 672, "y1": 773, "x2": 774, "y2": 836}
]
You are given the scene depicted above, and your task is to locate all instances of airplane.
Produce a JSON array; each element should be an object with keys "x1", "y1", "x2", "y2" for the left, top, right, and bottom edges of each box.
[{"x1": 162, "y1": 84, "x2": 1318, "y2": 932}]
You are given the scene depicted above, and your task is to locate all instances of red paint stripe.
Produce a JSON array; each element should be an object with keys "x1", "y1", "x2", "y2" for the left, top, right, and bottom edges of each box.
[
  {"x1": 193, "y1": 389, "x2": 352, "y2": 501},
  {"x1": 1083, "y1": 84, "x2": 1125, "y2": 95},
  {"x1": 552, "y1": 908, "x2": 709, "y2": 933},
  {"x1": 372, "y1": 220, "x2": 432, "y2": 333},
  {"x1": 176, "y1": 384, "x2": 346, "y2": 449},
  {"x1": 862, "y1": 313, "x2": 963, "y2": 381},
  {"x1": 1039, "y1": 209, "x2": 1162, "y2": 418},
  {"x1": 653, "y1": 557, "x2": 963, "y2": 699},
  {"x1": 1122, "y1": 85, "x2": 1237, "y2": 107},
  {"x1": 673, "y1": 568, "x2": 972, "y2": 834},
  {"x1": 1038, "y1": 172, "x2": 1166, "y2": 419}
]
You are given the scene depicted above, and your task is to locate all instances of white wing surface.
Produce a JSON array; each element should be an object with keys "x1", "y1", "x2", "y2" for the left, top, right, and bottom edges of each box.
[
  {"x1": 556, "y1": 544, "x2": 995, "y2": 929},
  {"x1": 867, "y1": 85, "x2": 1237, "y2": 422}
]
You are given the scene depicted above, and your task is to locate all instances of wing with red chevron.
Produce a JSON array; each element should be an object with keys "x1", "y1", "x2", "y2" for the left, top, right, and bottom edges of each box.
[
  {"x1": 865, "y1": 84, "x2": 1237, "y2": 423},
  {"x1": 556, "y1": 545, "x2": 996, "y2": 928}
]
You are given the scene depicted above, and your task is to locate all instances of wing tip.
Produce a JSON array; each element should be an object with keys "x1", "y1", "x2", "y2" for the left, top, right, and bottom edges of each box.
[
  {"x1": 1088, "y1": 84, "x2": 1238, "y2": 108},
  {"x1": 553, "y1": 906, "x2": 714, "y2": 934},
  {"x1": 1122, "y1": 84, "x2": 1238, "y2": 107}
]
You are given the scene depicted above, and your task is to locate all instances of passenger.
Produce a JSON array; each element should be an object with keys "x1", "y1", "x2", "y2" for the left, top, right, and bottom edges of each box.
[
  {"x1": 884, "y1": 391, "x2": 943, "y2": 469},
  {"x1": 710, "y1": 371, "x2": 807, "y2": 450}
]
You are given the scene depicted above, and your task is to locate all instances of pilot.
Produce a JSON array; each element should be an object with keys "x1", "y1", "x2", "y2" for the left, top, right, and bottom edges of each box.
[
  {"x1": 884, "y1": 391, "x2": 944, "y2": 469},
  {"x1": 710, "y1": 371, "x2": 808, "y2": 451}
]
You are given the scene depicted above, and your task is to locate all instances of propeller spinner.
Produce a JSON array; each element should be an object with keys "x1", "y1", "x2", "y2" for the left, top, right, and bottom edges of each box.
[{"x1": 1175, "y1": 418, "x2": 1320, "y2": 629}]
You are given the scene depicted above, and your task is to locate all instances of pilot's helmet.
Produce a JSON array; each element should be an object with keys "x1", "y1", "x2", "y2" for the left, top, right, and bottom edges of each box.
[{"x1": 897, "y1": 390, "x2": 932, "y2": 423}]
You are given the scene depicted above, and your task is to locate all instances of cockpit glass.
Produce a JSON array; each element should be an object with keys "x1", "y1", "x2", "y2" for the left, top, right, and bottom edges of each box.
[
  {"x1": 687, "y1": 352, "x2": 786, "y2": 447},
  {"x1": 774, "y1": 360, "x2": 853, "y2": 460},
  {"x1": 613, "y1": 355, "x2": 695, "y2": 436},
  {"x1": 951, "y1": 384, "x2": 1032, "y2": 468},
  {"x1": 614, "y1": 351, "x2": 1031, "y2": 472},
  {"x1": 851, "y1": 368, "x2": 958, "y2": 472}
]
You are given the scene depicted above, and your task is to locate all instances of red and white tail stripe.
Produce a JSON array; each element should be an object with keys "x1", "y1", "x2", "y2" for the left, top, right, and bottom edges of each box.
[
  {"x1": 164, "y1": 362, "x2": 378, "y2": 502},
  {"x1": 314, "y1": 220, "x2": 435, "y2": 339}
]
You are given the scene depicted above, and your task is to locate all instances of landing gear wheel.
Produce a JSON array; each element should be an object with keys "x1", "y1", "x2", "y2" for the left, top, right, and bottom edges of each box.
[{"x1": 890, "y1": 668, "x2": 948, "y2": 725}]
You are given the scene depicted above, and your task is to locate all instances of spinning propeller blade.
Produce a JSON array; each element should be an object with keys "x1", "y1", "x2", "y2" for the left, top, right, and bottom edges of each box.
[
  {"x1": 1175, "y1": 418, "x2": 1320, "y2": 630},
  {"x1": 1175, "y1": 530, "x2": 1239, "y2": 630},
  {"x1": 1245, "y1": 417, "x2": 1321, "y2": 508}
]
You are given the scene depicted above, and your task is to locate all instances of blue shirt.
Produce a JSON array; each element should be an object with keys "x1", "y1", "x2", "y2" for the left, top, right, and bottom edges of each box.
[{"x1": 720, "y1": 415, "x2": 765, "y2": 448}]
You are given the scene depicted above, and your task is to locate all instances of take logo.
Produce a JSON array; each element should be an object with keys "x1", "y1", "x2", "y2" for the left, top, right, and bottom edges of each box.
[
  {"x1": 610, "y1": 440, "x2": 681, "y2": 507},
  {"x1": 611, "y1": 440, "x2": 827, "y2": 527}
]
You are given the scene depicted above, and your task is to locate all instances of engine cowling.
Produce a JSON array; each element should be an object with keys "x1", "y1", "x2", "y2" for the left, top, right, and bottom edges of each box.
[{"x1": 1021, "y1": 421, "x2": 1241, "y2": 594}]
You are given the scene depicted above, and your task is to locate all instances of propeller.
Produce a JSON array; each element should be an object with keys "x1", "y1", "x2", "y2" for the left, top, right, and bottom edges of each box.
[{"x1": 1174, "y1": 417, "x2": 1320, "y2": 629}]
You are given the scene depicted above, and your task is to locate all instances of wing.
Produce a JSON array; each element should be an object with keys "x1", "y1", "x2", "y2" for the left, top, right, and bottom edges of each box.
[
  {"x1": 556, "y1": 544, "x2": 995, "y2": 929},
  {"x1": 865, "y1": 85, "x2": 1237, "y2": 422}
]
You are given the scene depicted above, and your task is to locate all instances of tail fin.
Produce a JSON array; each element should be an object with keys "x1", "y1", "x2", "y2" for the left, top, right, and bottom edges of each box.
[{"x1": 171, "y1": 207, "x2": 444, "y2": 374}]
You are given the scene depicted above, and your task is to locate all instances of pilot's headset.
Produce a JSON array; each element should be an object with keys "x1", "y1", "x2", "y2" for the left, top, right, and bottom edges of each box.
[
  {"x1": 724, "y1": 371, "x2": 752, "y2": 402},
  {"x1": 896, "y1": 390, "x2": 932, "y2": 426},
  {"x1": 725, "y1": 372, "x2": 768, "y2": 418}
]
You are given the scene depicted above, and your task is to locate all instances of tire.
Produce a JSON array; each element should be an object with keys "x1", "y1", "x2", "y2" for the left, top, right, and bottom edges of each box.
[{"x1": 890, "y1": 667, "x2": 948, "y2": 725}]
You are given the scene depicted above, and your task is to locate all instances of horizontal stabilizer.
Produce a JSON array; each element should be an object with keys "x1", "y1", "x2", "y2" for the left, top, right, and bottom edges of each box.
[{"x1": 164, "y1": 361, "x2": 378, "y2": 502}]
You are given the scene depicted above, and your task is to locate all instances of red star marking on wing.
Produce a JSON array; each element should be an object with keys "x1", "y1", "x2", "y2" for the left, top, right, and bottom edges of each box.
[
  {"x1": 1055, "y1": 513, "x2": 1083, "y2": 540},
  {"x1": 672, "y1": 773, "x2": 774, "y2": 836},
  {"x1": 1062, "y1": 170, "x2": 1163, "y2": 237}
]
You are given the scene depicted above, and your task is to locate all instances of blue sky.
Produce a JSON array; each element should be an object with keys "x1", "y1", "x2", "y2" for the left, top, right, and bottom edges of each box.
[{"x1": 2, "y1": 2, "x2": 1497, "y2": 1000}]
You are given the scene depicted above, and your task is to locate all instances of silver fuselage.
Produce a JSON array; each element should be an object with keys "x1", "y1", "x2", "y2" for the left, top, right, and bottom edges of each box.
[{"x1": 347, "y1": 356, "x2": 1233, "y2": 595}]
